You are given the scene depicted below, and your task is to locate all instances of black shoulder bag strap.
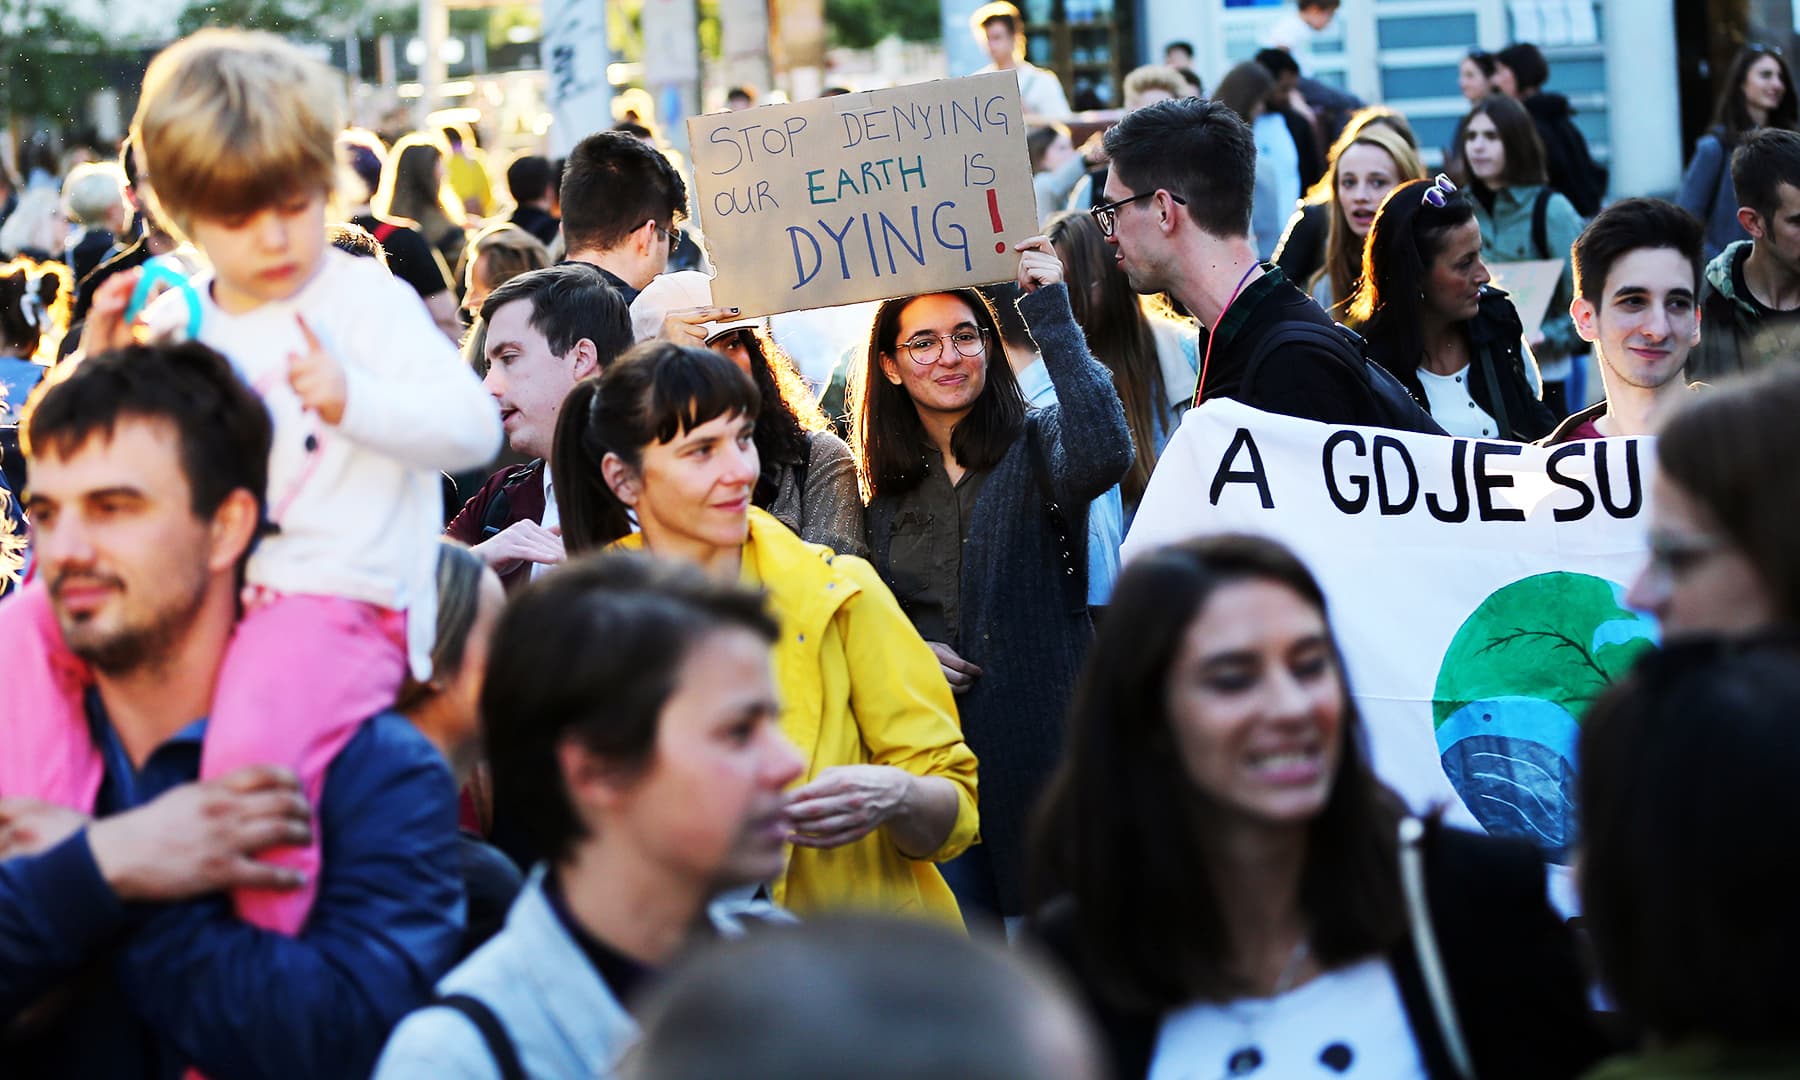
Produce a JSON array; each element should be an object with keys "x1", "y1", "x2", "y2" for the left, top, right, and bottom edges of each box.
[
  {"x1": 481, "y1": 460, "x2": 543, "y2": 537},
  {"x1": 1476, "y1": 341, "x2": 1515, "y2": 441},
  {"x1": 1530, "y1": 187, "x2": 1553, "y2": 262},
  {"x1": 1026, "y1": 420, "x2": 1086, "y2": 617},
  {"x1": 433, "y1": 993, "x2": 527, "y2": 1080}
]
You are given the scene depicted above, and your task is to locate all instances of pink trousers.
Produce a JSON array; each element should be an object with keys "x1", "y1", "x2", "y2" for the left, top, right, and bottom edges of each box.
[{"x1": 0, "y1": 582, "x2": 405, "y2": 934}]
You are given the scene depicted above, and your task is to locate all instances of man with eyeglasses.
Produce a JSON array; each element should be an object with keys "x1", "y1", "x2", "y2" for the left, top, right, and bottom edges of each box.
[
  {"x1": 1097, "y1": 97, "x2": 1381, "y2": 425},
  {"x1": 557, "y1": 131, "x2": 688, "y2": 306}
]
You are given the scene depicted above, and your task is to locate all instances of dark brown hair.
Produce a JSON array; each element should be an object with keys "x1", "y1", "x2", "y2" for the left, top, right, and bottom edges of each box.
[
  {"x1": 1029, "y1": 534, "x2": 1406, "y2": 1009},
  {"x1": 1103, "y1": 97, "x2": 1257, "y2": 239},
  {"x1": 1579, "y1": 637, "x2": 1800, "y2": 1043},
  {"x1": 0, "y1": 257, "x2": 71, "y2": 361},
  {"x1": 1465, "y1": 93, "x2": 1549, "y2": 191},
  {"x1": 559, "y1": 130, "x2": 688, "y2": 255},
  {"x1": 850, "y1": 288, "x2": 1025, "y2": 500},
  {"x1": 1046, "y1": 209, "x2": 1169, "y2": 507},
  {"x1": 395, "y1": 540, "x2": 490, "y2": 714},
  {"x1": 1656, "y1": 366, "x2": 1800, "y2": 623}
]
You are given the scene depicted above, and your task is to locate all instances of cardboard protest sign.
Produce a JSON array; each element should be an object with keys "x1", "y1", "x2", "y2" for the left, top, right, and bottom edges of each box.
[
  {"x1": 687, "y1": 72, "x2": 1038, "y2": 318},
  {"x1": 1488, "y1": 260, "x2": 1566, "y2": 340},
  {"x1": 1124, "y1": 401, "x2": 1657, "y2": 912}
]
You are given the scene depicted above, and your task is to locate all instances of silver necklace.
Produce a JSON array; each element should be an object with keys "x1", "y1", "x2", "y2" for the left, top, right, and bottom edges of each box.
[{"x1": 1221, "y1": 938, "x2": 1311, "y2": 1077}]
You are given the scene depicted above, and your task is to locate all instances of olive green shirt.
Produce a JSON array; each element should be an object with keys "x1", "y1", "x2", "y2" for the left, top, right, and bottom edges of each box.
[{"x1": 882, "y1": 447, "x2": 988, "y2": 647}]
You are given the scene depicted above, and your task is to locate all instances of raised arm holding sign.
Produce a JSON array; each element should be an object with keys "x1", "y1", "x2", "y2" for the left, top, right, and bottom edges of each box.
[{"x1": 687, "y1": 73, "x2": 1040, "y2": 317}]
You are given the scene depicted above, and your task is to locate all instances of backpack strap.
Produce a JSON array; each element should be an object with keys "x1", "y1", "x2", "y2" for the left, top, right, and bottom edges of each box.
[
  {"x1": 1530, "y1": 187, "x2": 1553, "y2": 262},
  {"x1": 481, "y1": 460, "x2": 544, "y2": 537},
  {"x1": 432, "y1": 993, "x2": 527, "y2": 1080},
  {"x1": 1475, "y1": 343, "x2": 1515, "y2": 440},
  {"x1": 1026, "y1": 419, "x2": 1087, "y2": 617}
]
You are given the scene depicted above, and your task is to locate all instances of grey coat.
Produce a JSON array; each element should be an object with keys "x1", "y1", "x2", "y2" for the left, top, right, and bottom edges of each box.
[
  {"x1": 1677, "y1": 133, "x2": 1751, "y2": 263},
  {"x1": 766, "y1": 429, "x2": 867, "y2": 558},
  {"x1": 866, "y1": 283, "x2": 1133, "y2": 914}
]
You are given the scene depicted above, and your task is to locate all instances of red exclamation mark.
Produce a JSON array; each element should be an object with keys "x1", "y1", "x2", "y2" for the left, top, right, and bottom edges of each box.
[{"x1": 987, "y1": 189, "x2": 1006, "y2": 253}]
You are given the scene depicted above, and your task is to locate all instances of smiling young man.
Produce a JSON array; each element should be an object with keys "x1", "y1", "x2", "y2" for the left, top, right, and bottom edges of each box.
[
  {"x1": 1543, "y1": 199, "x2": 1706, "y2": 444},
  {"x1": 1693, "y1": 128, "x2": 1800, "y2": 378},
  {"x1": 446, "y1": 264, "x2": 632, "y2": 592}
]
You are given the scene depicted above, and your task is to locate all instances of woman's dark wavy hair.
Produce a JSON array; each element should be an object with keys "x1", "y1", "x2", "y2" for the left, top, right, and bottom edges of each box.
[
  {"x1": 1579, "y1": 636, "x2": 1800, "y2": 1044},
  {"x1": 1709, "y1": 44, "x2": 1800, "y2": 149},
  {"x1": 716, "y1": 327, "x2": 825, "y2": 505},
  {"x1": 1347, "y1": 178, "x2": 1479, "y2": 381},
  {"x1": 1028, "y1": 534, "x2": 1406, "y2": 1011},
  {"x1": 554, "y1": 341, "x2": 761, "y2": 554},
  {"x1": 850, "y1": 287, "x2": 1025, "y2": 500}
]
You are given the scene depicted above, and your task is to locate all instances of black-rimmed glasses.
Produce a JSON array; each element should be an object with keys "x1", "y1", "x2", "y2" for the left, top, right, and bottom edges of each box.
[
  {"x1": 1421, "y1": 173, "x2": 1458, "y2": 208},
  {"x1": 1090, "y1": 190, "x2": 1188, "y2": 238}
]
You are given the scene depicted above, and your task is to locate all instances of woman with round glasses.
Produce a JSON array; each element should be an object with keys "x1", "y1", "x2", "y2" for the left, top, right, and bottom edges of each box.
[
  {"x1": 1347, "y1": 175, "x2": 1556, "y2": 441},
  {"x1": 850, "y1": 237, "x2": 1132, "y2": 923}
]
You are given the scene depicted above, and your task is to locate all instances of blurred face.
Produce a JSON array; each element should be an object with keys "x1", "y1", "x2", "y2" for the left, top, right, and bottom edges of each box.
[
  {"x1": 985, "y1": 21, "x2": 1018, "y2": 65},
  {"x1": 1126, "y1": 86, "x2": 1177, "y2": 112},
  {"x1": 1491, "y1": 63, "x2": 1519, "y2": 98},
  {"x1": 1572, "y1": 247, "x2": 1699, "y2": 394},
  {"x1": 483, "y1": 297, "x2": 594, "y2": 459},
  {"x1": 710, "y1": 329, "x2": 753, "y2": 375},
  {"x1": 604, "y1": 627, "x2": 805, "y2": 889},
  {"x1": 440, "y1": 568, "x2": 506, "y2": 753},
  {"x1": 880, "y1": 294, "x2": 991, "y2": 426},
  {"x1": 1336, "y1": 142, "x2": 1402, "y2": 239},
  {"x1": 464, "y1": 252, "x2": 495, "y2": 322},
  {"x1": 1744, "y1": 55, "x2": 1786, "y2": 117},
  {"x1": 609, "y1": 410, "x2": 759, "y2": 559},
  {"x1": 1039, "y1": 131, "x2": 1075, "y2": 174},
  {"x1": 1627, "y1": 469, "x2": 1777, "y2": 637},
  {"x1": 1422, "y1": 219, "x2": 1490, "y2": 323},
  {"x1": 25, "y1": 419, "x2": 220, "y2": 675},
  {"x1": 1299, "y1": 3, "x2": 1335, "y2": 30},
  {"x1": 1462, "y1": 112, "x2": 1506, "y2": 185},
  {"x1": 1166, "y1": 47, "x2": 1193, "y2": 70},
  {"x1": 1166, "y1": 580, "x2": 1345, "y2": 829},
  {"x1": 1458, "y1": 58, "x2": 1491, "y2": 103},
  {"x1": 187, "y1": 190, "x2": 328, "y2": 314}
]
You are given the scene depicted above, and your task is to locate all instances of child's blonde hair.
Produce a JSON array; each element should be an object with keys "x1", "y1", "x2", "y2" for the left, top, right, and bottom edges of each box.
[{"x1": 130, "y1": 28, "x2": 342, "y2": 239}]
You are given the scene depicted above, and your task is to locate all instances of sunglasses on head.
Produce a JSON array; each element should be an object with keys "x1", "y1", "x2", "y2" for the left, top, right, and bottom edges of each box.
[{"x1": 1421, "y1": 173, "x2": 1458, "y2": 209}]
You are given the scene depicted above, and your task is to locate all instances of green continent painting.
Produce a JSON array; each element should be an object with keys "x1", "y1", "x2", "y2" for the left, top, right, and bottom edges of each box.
[{"x1": 1433, "y1": 572, "x2": 1656, "y2": 862}]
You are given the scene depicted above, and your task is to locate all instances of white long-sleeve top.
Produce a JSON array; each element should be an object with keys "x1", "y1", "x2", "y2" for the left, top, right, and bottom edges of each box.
[{"x1": 148, "y1": 248, "x2": 502, "y2": 678}]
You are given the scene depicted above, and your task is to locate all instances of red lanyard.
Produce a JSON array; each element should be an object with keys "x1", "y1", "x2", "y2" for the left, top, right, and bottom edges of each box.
[{"x1": 1194, "y1": 263, "x2": 1261, "y2": 408}]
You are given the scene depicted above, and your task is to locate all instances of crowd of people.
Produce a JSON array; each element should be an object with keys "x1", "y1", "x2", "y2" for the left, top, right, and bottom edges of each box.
[{"x1": 2, "y1": 7, "x2": 1799, "y2": 1080}]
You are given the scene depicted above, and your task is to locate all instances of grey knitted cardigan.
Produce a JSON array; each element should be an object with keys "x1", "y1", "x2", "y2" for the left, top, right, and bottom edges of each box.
[{"x1": 865, "y1": 283, "x2": 1133, "y2": 914}]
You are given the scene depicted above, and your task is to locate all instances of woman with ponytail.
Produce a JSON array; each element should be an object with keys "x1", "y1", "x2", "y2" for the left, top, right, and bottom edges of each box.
[{"x1": 0, "y1": 256, "x2": 71, "y2": 422}]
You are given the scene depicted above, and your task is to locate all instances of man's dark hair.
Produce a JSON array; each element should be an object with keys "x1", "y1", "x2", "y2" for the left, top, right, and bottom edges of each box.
[
  {"x1": 1495, "y1": 42, "x2": 1550, "y2": 93},
  {"x1": 483, "y1": 552, "x2": 778, "y2": 865},
  {"x1": 1165, "y1": 40, "x2": 1194, "y2": 61},
  {"x1": 1572, "y1": 198, "x2": 1703, "y2": 303},
  {"x1": 820, "y1": 86, "x2": 854, "y2": 98},
  {"x1": 1580, "y1": 639, "x2": 1800, "y2": 1045},
  {"x1": 726, "y1": 85, "x2": 756, "y2": 105},
  {"x1": 1103, "y1": 97, "x2": 1256, "y2": 237},
  {"x1": 505, "y1": 153, "x2": 553, "y2": 205},
  {"x1": 1299, "y1": 0, "x2": 1341, "y2": 10},
  {"x1": 1731, "y1": 127, "x2": 1800, "y2": 223},
  {"x1": 559, "y1": 131, "x2": 688, "y2": 254},
  {"x1": 980, "y1": 10, "x2": 1020, "y2": 34},
  {"x1": 479, "y1": 262, "x2": 632, "y2": 367},
  {"x1": 1254, "y1": 47, "x2": 1300, "y2": 80},
  {"x1": 22, "y1": 342, "x2": 272, "y2": 522},
  {"x1": 633, "y1": 917, "x2": 1100, "y2": 1079}
]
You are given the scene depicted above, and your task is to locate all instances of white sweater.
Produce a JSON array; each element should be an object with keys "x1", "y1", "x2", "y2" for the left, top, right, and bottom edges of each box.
[{"x1": 148, "y1": 249, "x2": 502, "y2": 677}]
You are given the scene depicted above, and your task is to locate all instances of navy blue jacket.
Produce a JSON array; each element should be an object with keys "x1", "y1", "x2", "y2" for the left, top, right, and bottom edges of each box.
[{"x1": 0, "y1": 705, "x2": 465, "y2": 1079}]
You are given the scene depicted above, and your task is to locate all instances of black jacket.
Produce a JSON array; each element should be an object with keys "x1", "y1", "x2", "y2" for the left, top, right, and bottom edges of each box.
[
  {"x1": 1033, "y1": 822, "x2": 1610, "y2": 1080},
  {"x1": 1196, "y1": 265, "x2": 1372, "y2": 427},
  {"x1": 1522, "y1": 92, "x2": 1607, "y2": 217},
  {"x1": 1366, "y1": 288, "x2": 1557, "y2": 442}
]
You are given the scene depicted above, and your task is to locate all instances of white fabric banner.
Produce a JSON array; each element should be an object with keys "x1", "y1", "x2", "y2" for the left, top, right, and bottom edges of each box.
[{"x1": 1124, "y1": 401, "x2": 1657, "y2": 905}]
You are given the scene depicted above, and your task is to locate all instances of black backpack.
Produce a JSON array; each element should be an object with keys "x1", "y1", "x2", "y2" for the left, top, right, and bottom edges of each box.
[
  {"x1": 1541, "y1": 112, "x2": 1607, "y2": 218},
  {"x1": 1241, "y1": 321, "x2": 1448, "y2": 436}
]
